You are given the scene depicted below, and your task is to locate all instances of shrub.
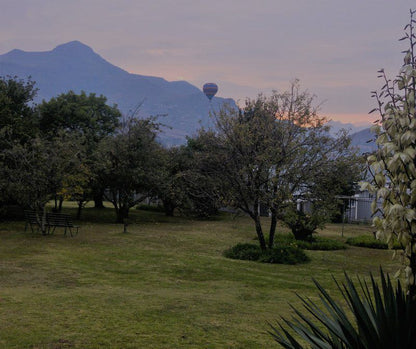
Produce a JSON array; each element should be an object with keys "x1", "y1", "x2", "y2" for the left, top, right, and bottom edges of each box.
[
  {"x1": 295, "y1": 237, "x2": 346, "y2": 251},
  {"x1": 258, "y1": 246, "x2": 310, "y2": 264},
  {"x1": 273, "y1": 233, "x2": 346, "y2": 251},
  {"x1": 223, "y1": 243, "x2": 262, "y2": 261},
  {"x1": 269, "y1": 269, "x2": 416, "y2": 348},
  {"x1": 346, "y1": 235, "x2": 402, "y2": 250},
  {"x1": 223, "y1": 243, "x2": 310, "y2": 264},
  {"x1": 282, "y1": 208, "x2": 327, "y2": 240}
]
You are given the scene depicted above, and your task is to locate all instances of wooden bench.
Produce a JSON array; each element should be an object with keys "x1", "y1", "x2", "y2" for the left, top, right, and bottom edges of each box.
[
  {"x1": 46, "y1": 213, "x2": 79, "y2": 237},
  {"x1": 24, "y1": 210, "x2": 42, "y2": 233}
]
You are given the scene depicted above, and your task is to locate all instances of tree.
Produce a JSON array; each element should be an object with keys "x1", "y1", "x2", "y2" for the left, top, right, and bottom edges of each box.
[
  {"x1": 38, "y1": 90, "x2": 121, "y2": 142},
  {"x1": 153, "y1": 146, "x2": 188, "y2": 216},
  {"x1": 97, "y1": 117, "x2": 162, "y2": 223},
  {"x1": 198, "y1": 81, "x2": 357, "y2": 250},
  {"x1": 1, "y1": 134, "x2": 82, "y2": 233},
  {"x1": 38, "y1": 90, "x2": 122, "y2": 209},
  {"x1": 283, "y1": 153, "x2": 364, "y2": 240},
  {"x1": 0, "y1": 76, "x2": 38, "y2": 147},
  {"x1": 362, "y1": 9, "x2": 416, "y2": 298},
  {"x1": 0, "y1": 76, "x2": 39, "y2": 213}
]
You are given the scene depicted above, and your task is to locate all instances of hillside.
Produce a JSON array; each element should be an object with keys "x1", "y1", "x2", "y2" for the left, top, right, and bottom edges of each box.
[
  {"x1": 0, "y1": 41, "x2": 234, "y2": 145},
  {"x1": 350, "y1": 127, "x2": 377, "y2": 154}
]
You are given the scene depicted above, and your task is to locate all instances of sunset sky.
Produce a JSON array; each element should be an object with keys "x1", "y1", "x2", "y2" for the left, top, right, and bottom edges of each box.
[{"x1": 1, "y1": 0, "x2": 415, "y2": 126}]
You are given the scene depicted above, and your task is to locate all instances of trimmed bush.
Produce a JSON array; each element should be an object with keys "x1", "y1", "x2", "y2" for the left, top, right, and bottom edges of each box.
[
  {"x1": 223, "y1": 243, "x2": 262, "y2": 261},
  {"x1": 274, "y1": 233, "x2": 346, "y2": 251},
  {"x1": 223, "y1": 243, "x2": 310, "y2": 264},
  {"x1": 295, "y1": 237, "x2": 346, "y2": 251},
  {"x1": 346, "y1": 235, "x2": 402, "y2": 250},
  {"x1": 258, "y1": 246, "x2": 310, "y2": 264}
]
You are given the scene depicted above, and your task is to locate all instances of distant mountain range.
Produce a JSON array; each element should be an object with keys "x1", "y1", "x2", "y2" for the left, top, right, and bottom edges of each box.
[
  {"x1": 0, "y1": 41, "x2": 235, "y2": 145},
  {"x1": 0, "y1": 40, "x2": 373, "y2": 150},
  {"x1": 350, "y1": 127, "x2": 377, "y2": 154}
]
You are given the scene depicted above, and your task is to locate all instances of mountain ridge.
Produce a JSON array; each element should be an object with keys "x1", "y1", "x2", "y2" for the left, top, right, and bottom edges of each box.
[
  {"x1": 0, "y1": 41, "x2": 370, "y2": 148},
  {"x1": 0, "y1": 41, "x2": 229, "y2": 145}
]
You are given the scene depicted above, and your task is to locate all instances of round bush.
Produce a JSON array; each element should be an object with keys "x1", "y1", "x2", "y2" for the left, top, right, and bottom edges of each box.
[
  {"x1": 346, "y1": 235, "x2": 401, "y2": 250},
  {"x1": 223, "y1": 243, "x2": 310, "y2": 264},
  {"x1": 295, "y1": 237, "x2": 346, "y2": 251},
  {"x1": 258, "y1": 245, "x2": 310, "y2": 264},
  {"x1": 273, "y1": 233, "x2": 346, "y2": 251},
  {"x1": 223, "y1": 243, "x2": 262, "y2": 261}
]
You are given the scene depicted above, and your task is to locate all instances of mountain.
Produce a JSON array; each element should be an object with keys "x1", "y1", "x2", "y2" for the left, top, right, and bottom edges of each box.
[
  {"x1": 327, "y1": 120, "x2": 369, "y2": 136},
  {"x1": 350, "y1": 127, "x2": 377, "y2": 154},
  {"x1": 0, "y1": 41, "x2": 234, "y2": 145}
]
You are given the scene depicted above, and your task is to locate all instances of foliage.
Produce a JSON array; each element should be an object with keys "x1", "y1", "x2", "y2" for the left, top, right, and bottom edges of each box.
[
  {"x1": 0, "y1": 133, "x2": 84, "y2": 232},
  {"x1": 223, "y1": 243, "x2": 262, "y2": 261},
  {"x1": 0, "y1": 75, "x2": 38, "y2": 147},
  {"x1": 178, "y1": 137, "x2": 222, "y2": 218},
  {"x1": 38, "y1": 90, "x2": 121, "y2": 143},
  {"x1": 282, "y1": 205, "x2": 326, "y2": 240},
  {"x1": 0, "y1": 76, "x2": 39, "y2": 208},
  {"x1": 346, "y1": 235, "x2": 402, "y2": 250},
  {"x1": 269, "y1": 269, "x2": 416, "y2": 349},
  {"x1": 272, "y1": 233, "x2": 346, "y2": 250},
  {"x1": 97, "y1": 117, "x2": 163, "y2": 223},
  {"x1": 361, "y1": 10, "x2": 416, "y2": 297},
  {"x1": 38, "y1": 90, "x2": 122, "y2": 210},
  {"x1": 151, "y1": 144, "x2": 221, "y2": 218},
  {"x1": 223, "y1": 242, "x2": 310, "y2": 264},
  {"x1": 194, "y1": 81, "x2": 358, "y2": 251},
  {"x1": 258, "y1": 246, "x2": 310, "y2": 264}
]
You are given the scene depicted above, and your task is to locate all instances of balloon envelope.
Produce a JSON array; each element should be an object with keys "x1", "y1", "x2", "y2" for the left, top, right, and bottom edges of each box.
[{"x1": 203, "y1": 83, "x2": 218, "y2": 100}]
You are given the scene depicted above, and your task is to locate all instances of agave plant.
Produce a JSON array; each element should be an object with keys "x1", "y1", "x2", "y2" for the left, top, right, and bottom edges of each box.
[{"x1": 269, "y1": 269, "x2": 416, "y2": 348}]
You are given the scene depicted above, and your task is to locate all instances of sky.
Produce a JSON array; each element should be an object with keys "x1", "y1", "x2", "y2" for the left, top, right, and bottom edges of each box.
[{"x1": 1, "y1": 0, "x2": 415, "y2": 126}]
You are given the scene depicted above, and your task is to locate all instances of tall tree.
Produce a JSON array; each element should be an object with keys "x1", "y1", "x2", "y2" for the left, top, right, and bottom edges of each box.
[
  {"x1": 362, "y1": 10, "x2": 416, "y2": 298},
  {"x1": 38, "y1": 90, "x2": 122, "y2": 209},
  {"x1": 97, "y1": 118, "x2": 162, "y2": 223},
  {"x1": 1, "y1": 133, "x2": 82, "y2": 232},
  {"x1": 198, "y1": 81, "x2": 357, "y2": 250},
  {"x1": 0, "y1": 75, "x2": 38, "y2": 146},
  {"x1": 0, "y1": 76, "x2": 39, "y2": 212}
]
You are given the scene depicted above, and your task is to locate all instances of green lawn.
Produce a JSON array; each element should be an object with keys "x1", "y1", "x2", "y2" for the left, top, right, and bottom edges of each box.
[{"x1": 0, "y1": 205, "x2": 400, "y2": 348}]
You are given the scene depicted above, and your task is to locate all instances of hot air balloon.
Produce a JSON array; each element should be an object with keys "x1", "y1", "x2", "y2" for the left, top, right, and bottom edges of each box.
[{"x1": 203, "y1": 83, "x2": 218, "y2": 100}]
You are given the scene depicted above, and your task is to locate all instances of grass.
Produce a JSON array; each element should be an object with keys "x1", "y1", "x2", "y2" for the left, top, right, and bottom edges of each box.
[{"x1": 0, "y1": 203, "x2": 402, "y2": 348}]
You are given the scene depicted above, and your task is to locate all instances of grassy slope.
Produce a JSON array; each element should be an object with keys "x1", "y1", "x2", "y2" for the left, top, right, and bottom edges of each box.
[{"x1": 0, "y1": 205, "x2": 399, "y2": 348}]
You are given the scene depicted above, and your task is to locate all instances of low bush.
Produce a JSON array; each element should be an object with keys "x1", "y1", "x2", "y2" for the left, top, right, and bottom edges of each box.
[
  {"x1": 223, "y1": 243, "x2": 310, "y2": 264},
  {"x1": 346, "y1": 235, "x2": 402, "y2": 250},
  {"x1": 273, "y1": 233, "x2": 346, "y2": 251},
  {"x1": 295, "y1": 237, "x2": 346, "y2": 251},
  {"x1": 223, "y1": 243, "x2": 262, "y2": 261},
  {"x1": 258, "y1": 246, "x2": 310, "y2": 264}
]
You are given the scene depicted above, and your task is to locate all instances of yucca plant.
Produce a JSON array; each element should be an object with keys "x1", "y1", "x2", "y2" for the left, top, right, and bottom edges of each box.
[{"x1": 269, "y1": 269, "x2": 416, "y2": 348}]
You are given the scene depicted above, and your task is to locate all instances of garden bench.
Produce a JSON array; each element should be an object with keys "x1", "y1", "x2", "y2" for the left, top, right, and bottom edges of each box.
[
  {"x1": 46, "y1": 213, "x2": 79, "y2": 237},
  {"x1": 24, "y1": 210, "x2": 42, "y2": 233}
]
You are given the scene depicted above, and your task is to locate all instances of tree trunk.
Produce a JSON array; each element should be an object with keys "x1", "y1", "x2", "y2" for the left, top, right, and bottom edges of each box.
[
  {"x1": 253, "y1": 214, "x2": 267, "y2": 251},
  {"x1": 53, "y1": 195, "x2": 59, "y2": 212},
  {"x1": 58, "y1": 197, "x2": 63, "y2": 212},
  {"x1": 163, "y1": 200, "x2": 175, "y2": 216},
  {"x1": 94, "y1": 190, "x2": 105, "y2": 209},
  {"x1": 76, "y1": 201, "x2": 83, "y2": 220},
  {"x1": 116, "y1": 205, "x2": 129, "y2": 223},
  {"x1": 268, "y1": 208, "x2": 278, "y2": 249}
]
